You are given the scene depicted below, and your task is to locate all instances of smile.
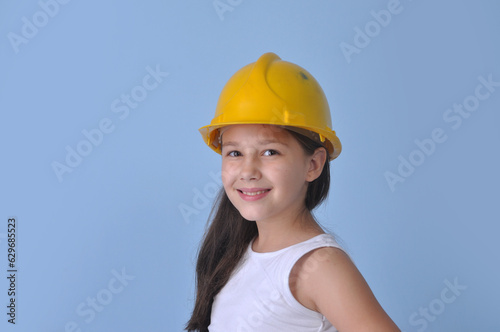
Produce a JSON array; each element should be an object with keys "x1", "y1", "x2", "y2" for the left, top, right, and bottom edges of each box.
[
  {"x1": 241, "y1": 190, "x2": 268, "y2": 196},
  {"x1": 237, "y1": 189, "x2": 271, "y2": 201}
]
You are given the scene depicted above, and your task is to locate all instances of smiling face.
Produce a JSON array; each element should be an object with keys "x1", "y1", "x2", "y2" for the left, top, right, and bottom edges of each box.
[{"x1": 221, "y1": 124, "x2": 318, "y2": 224}]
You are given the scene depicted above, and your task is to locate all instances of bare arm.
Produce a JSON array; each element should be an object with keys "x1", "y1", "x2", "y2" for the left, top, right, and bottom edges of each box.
[{"x1": 289, "y1": 247, "x2": 400, "y2": 332}]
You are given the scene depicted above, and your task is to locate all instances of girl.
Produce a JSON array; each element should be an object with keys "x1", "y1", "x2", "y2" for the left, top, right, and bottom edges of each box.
[{"x1": 186, "y1": 53, "x2": 399, "y2": 332}]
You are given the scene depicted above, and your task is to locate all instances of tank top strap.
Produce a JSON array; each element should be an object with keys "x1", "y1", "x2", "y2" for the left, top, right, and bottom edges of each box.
[{"x1": 280, "y1": 233, "x2": 343, "y2": 274}]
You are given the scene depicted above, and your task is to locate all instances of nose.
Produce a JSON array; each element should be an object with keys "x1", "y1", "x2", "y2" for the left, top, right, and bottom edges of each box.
[{"x1": 239, "y1": 156, "x2": 261, "y2": 181}]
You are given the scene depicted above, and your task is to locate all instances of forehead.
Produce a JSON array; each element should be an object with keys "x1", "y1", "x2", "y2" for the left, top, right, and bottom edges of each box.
[{"x1": 221, "y1": 124, "x2": 292, "y2": 143}]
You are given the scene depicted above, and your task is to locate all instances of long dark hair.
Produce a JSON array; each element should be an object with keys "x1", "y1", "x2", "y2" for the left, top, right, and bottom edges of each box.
[{"x1": 185, "y1": 130, "x2": 332, "y2": 331}]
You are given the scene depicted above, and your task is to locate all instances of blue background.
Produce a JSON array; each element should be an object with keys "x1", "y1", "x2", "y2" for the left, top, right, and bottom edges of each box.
[{"x1": 1, "y1": 0, "x2": 499, "y2": 331}]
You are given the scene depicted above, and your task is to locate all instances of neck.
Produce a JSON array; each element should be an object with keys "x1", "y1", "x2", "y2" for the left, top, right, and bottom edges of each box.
[{"x1": 252, "y1": 208, "x2": 324, "y2": 253}]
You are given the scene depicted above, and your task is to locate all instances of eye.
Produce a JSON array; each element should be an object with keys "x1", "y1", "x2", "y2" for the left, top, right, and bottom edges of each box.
[
  {"x1": 226, "y1": 150, "x2": 241, "y2": 157},
  {"x1": 263, "y1": 149, "x2": 279, "y2": 156}
]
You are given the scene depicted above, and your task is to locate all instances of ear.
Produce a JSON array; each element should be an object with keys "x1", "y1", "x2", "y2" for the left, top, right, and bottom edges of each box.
[{"x1": 306, "y1": 147, "x2": 327, "y2": 182}]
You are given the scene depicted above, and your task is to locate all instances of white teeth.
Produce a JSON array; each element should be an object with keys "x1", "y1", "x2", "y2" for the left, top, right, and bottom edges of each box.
[{"x1": 242, "y1": 190, "x2": 267, "y2": 196}]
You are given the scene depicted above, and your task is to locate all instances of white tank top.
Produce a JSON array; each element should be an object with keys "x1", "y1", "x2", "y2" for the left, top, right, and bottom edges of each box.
[{"x1": 208, "y1": 234, "x2": 341, "y2": 332}]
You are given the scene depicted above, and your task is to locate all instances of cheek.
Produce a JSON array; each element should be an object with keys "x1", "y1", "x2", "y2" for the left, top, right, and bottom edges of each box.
[
  {"x1": 220, "y1": 163, "x2": 234, "y2": 187},
  {"x1": 272, "y1": 163, "x2": 306, "y2": 178},
  {"x1": 274, "y1": 165, "x2": 308, "y2": 190}
]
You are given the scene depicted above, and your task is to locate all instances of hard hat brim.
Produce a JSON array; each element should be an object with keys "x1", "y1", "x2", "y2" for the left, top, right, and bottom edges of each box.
[{"x1": 199, "y1": 122, "x2": 341, "y2": 161}]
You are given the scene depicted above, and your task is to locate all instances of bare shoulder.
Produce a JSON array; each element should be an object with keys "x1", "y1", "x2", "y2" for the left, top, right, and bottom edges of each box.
[
  {"x1": 290, "y1": 247, "x2": 400, "y2": 332},
  {"x1": 290, "y1": 247, "x2": 353, "y2": 312}
]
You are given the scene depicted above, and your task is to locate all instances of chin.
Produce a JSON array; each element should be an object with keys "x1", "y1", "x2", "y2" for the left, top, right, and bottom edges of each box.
[
  {"x1": 231, "y1": 207, "x2": 263, "y2": 222},
  {"x1": 227, "y1": 195, "x2": 273, "y2": 222},
  {"x1": 235, "y1": 210, "x2": 259, "y2": 222}
]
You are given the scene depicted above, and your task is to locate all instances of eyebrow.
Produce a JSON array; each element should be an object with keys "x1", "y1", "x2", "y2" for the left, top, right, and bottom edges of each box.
[{"x1": 221, "y1": 139, "x2": 288, "y2": 148}]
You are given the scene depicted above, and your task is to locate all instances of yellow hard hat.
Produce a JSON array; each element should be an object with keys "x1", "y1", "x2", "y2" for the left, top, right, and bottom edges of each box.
[{"x1": 199, "y1": 52, "x2": 342, "y2": 160}]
